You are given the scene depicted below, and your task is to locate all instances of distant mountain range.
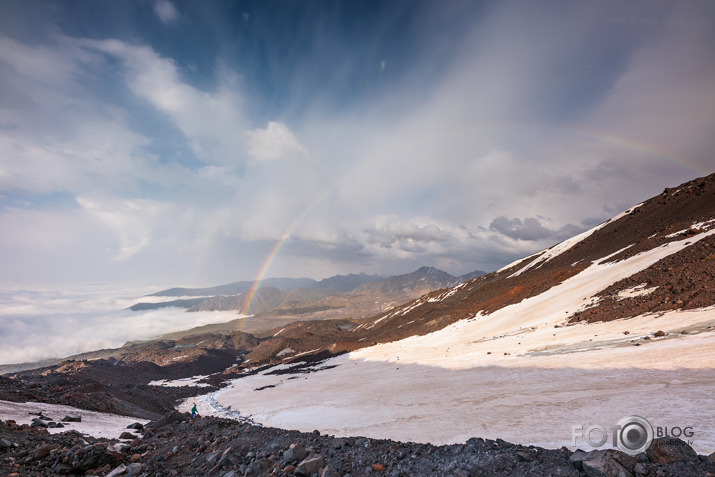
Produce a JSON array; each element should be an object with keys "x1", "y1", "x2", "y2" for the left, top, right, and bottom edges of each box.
[
  {"x1": 129, "y1": 267, "x2": 486, "y2": 327},
  {"x1": 145, "y1": 277, "x2": 320, "y2": 297}
]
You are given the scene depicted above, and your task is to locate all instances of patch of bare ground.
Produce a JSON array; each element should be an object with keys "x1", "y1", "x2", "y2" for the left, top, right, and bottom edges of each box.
[{"x1": 569, "y1": 234, "x2": 715, "y2": 324}]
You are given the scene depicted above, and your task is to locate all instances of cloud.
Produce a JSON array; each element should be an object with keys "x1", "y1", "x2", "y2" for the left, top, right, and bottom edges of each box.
[
  {"x1": 489, "y1": 216, "x2": 586, "y2": 242},
  {"x1": 1, "y1": 1, "x2": 714, "y2": 288},
  {"x1": 80, "y1": 38, "x2": 250, "y2": 167},
  {"x1": 77, "y1": 197, "x2": 173, "y2": 260},
  {"x1": 246, "y1": 122, "x2": 308, "y2": 162},
  {"x1": 0, "y1": 284, "x2": 242, "y2": 364},
  {"x1": 154, "y1": 0, "x2": 179, "y2": 25}
]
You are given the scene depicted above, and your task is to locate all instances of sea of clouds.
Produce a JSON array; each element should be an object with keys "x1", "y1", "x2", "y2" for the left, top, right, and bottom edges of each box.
[{"x1": 0, "y1": 282, "x2": 242, "y2": 365}]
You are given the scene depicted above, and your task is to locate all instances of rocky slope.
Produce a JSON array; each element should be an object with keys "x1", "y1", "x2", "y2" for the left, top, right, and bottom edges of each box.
[
  {"x1": 2, "y1": 411, "x2": 713, "y2": 476},
  {"x1": 213, "y1": 173, "x2": 715, "y2": 368},
  {"x1": 0, "y1": 332, "x2": 260, "y2": 419},
  {"x1": 131, "y1": 267, "x2": 484, "y2": 327}
]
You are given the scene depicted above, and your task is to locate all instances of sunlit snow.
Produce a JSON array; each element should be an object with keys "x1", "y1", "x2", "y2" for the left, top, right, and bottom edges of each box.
[{"x1": 182, "y1": 227, "x2": 715, "y2": 454}]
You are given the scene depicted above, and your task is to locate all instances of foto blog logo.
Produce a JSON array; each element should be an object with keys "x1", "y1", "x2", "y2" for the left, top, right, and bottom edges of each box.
[
  {"x1": 572, "y1": 415, "x2": 695, "y2": 456},
  {"x1": 572, "y1": 415, "x2": 654, "y2": 455}
]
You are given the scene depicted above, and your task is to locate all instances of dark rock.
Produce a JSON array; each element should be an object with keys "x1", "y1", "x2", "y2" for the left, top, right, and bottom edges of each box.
[
  {"x1": 296, "y1": 453, "x2": 325, "y2": 476},
  {"x1": 52, "y1": 461, "x2": 75, "y2": 474},
  {"x1": 321, "y1": 466, "x2": 340, "y2": 477},
  {"x1": 284, "y1": 443, "x2": 308, "y2": 462},
  {"x1": 30, "y1": 443, "x2": 57, "y2": 458},
  {"x1": 218, "y1": 446, "x2": 242, "y2": 468},
  {"x1": 580, "y1": 449, "x2": 636, "y2": 477},
  {"x1": 645, "y1": 437, "x2": 698, "y2": 464},
  {"x1": 119, "y1": 431, "x2": 137, "y2": 439},
  {"x1": 244, "y1": 458, "x2": 271, "y2": 477},
  {"x1": 516, "y1": 449, "x2": 536, "y2": 462},
  {"x1": 127, "y1": 462, "x2": 142, "y2": 475},
  {"x1": 0, "y1": 437, "x2": 12, "y2": 450},
  {"x1": 106, "y1": 463, "x2": 127, "y2": 477},
  {"x1": 62, "y1": 414, "x2": 82, "y2": 422},
  {"x1": 205, "y1": 450, "x2": 222, "y2": 464},
  {"x1": 126, "y1": 422, "x2": 144, "y2": 430},
  {"x1": 30, "y1": 418, "x2": 48, "y2": 428}
]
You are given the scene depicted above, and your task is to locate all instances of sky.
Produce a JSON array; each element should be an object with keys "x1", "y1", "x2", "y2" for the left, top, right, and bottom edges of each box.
[{"x1": 1, "y1": 0, "x2": 714, "y2": 287}]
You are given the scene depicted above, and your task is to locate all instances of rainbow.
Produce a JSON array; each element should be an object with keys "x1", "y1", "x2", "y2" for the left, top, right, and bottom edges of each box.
[{"x1": 239, "y1": 183, "x2": 340, "y2": 316}]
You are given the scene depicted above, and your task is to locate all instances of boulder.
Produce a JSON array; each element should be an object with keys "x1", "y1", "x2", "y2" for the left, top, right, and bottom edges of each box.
[
  {"x1": 119, "y1": 431, "x2": 137, "y2": 440},
  {"x1": 106, "y1": 463, "x2": 127, "y2": 477},
  {"x1": 571, "y1": 449, "x2": 636, "y2": 477},
  {"x1": 284, "y1": 443, "x2": 308, "y2": 462},
  {"x1": 645, "y1": 437, "x2": 698, "y2": 464},
  {"x1": 218, "y1": 446, "x2": 243, "y2": 468},
  {"x1": 31, "y1": 443, "x2": 58, "y2": 459},
  {"x1": 127, "y1": 462, "x2": 142, "y2": 475},
  {"x1": 321, "y1": 466, "x2": 340, "y2": 477},
  {"x1": 0, "y1": 438, "x2": 13, "y2": 450},
  {"x1": 62, "y1": 414, "x2": 82, "y2": 422},
  {"x1": 30, "y1": 418, "x2": 48, "y2": 428},
  {"x1": 244, "y1": 458, "x2": 271, "y2": 477},
  {"x1": 126, "y1": 422, "x2": 144, "y2": 430},
  {"x1": 516, "y1": 450, "x2": 536, "y2": 462},
  {"x1": 205, "y1": 450, "x2": 222, "y2": 464},
  {"x1": 296, "y1": 453, "x2": 325, "y2": 476}
]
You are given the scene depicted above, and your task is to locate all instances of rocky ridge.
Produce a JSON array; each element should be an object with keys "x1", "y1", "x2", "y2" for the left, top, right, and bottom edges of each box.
[{"x1": 2, "y1": 411, "x2": 714, "y2": 477}]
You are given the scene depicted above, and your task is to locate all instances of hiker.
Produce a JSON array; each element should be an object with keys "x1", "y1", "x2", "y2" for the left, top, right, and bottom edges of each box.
[{"x1": 191, "y1": 403, "x2": 198, "y2": 419}]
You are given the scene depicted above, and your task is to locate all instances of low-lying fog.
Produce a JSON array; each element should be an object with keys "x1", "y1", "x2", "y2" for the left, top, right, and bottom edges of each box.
[{"x1": 0, "y1": 283, "x2": 242, "y2": 365}]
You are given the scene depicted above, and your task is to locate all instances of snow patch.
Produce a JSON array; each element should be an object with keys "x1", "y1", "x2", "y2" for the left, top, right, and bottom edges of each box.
[
  {"x1": 0, "y1": 400, "x2": 148, "y2": 439},
  {"x1": 664, "y1": 218, "x2": 715, "y2": 238},
  {"x1": 508, "y1": 204, "x2": 642, "y2": 277},
  {"x1": 617, "y1": 283, "x2": 658, "y2": 299},
  {"x1": 149, "y1": 375, "x2": 211, "y2": 387}
]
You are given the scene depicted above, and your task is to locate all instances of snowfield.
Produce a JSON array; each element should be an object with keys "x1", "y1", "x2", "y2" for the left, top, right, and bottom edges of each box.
[
  {"x1": 182, "y1": 229, "x2": 715, "y2": 454},
  {"x1": 0, "y1": 400, "x2": 148, "y2": 439}
]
